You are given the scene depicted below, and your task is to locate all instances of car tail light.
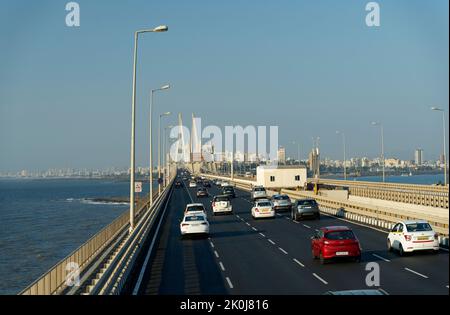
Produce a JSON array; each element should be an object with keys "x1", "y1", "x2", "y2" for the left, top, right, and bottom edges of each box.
[
  {"x1": 212, "y1": 202, "x2": 215, "y2": 207},
  {"x1": 255, "y1": 208, "x2": 259, "y2": 212},
  {"x1": 404, "y1": 234, "x2": 412, "y2": 241},
  {"x1": 201, "y1": 222, "x2": 208, "y2": 226},
  {"x1": 181, "y1": 223, "x2": 189, "y2": 227},
  {"x1": 434, "y1": 233, "x2": 439, "y2": 240}
]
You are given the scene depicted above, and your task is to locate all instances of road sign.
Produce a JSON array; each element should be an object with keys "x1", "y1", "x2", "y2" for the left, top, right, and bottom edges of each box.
[{"x1": 134, "y1": 182, "x2": 142, "y2": 193}]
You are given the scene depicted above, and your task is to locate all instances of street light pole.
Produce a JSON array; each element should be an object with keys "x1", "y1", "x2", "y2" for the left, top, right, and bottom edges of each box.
[
  {"x1": 158, "y1": 112, "x2": 171, "y2": 194},
  {"x1": 431, "y1": 107, "x2": 448, "y2": 186},
  {"x1": 336, "y1": 131, "x2": 347, "y2": 180},
  {"x1": 164, "y1": 125, "x2": 174, "y2": 187},
  {"x1": 149, "y1": 85, "x2": 170, "y2": 209},
  {"x1": 371, "y1": 122, "x2": 385, "y2": 182},
  {"x1": 129, "y1": 25, "x2": 168, "y2": 232}
]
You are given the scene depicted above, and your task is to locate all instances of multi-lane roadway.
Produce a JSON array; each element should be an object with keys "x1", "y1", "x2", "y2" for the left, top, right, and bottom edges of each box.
[{"x1": 138, "y1": 178, "x2": 449, "y2": 295}]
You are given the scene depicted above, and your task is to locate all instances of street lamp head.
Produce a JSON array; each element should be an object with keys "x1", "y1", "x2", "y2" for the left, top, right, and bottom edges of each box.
[
  {"x1": 371, "y1": 121, "x2": 380, "y2": 126},
  {"x1": 162, "y1": 112, "x2": 171, "y2": 116},
  {"x1": 431, "y1": 107, "x2": 443, "y2": 112},
  {"x1": 153, "y1": 25, "x2": 168, "y2": 32},
  {"x1": 160, "y1": 84, "x2": 171, "y2": 90}
]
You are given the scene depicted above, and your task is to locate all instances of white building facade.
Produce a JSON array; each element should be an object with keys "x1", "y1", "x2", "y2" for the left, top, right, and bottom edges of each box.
[{"x1": 256, "y1": 166, "x2": 307, "y2": 189}]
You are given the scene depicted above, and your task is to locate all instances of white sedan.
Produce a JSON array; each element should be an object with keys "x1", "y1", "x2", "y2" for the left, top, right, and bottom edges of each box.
[
  {"x1": 189, "y1": 181, "x2": 197, "y2": 188},
  {"x1": 387, "y1": 220, "x2": 440, "y2": 256},
  {"x1": 185, "y1": 203, "x2": 207, "y2": 216},
  {"x1": 251, "y1": 199, "x2": 275, "y2": 219},
  {"x1": 180, "y1": 213, "x2": 210, "y2": 237}
]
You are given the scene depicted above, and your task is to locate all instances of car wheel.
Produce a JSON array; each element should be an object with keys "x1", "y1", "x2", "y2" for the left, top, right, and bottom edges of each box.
[
  {"x1": 316, "y1": 213, "x2": 320, "y2": 220},
  {"x1": 432, "y1": 249, "x2": 439, "y2": 255},
  {"x1": 312, "y1": 249, "x2": 318, "y2": 260},
  {"x1": 355, "y1": 255, "x2": 361, "y2": 263},
  {"x1": 387, "y1": 239, "x2": 393, "y2": 252},
  {"x1": 399, "y1": 244, "x2": 405, "y2": 256},
  {"x1": 319, "y1": 253, "x2": 327, "y2": 265}
]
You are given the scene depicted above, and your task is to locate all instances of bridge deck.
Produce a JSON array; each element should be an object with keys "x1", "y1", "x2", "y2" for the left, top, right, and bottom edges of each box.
[{"x1": 134, "y1": 181, "x2": 449, "y2": 295}]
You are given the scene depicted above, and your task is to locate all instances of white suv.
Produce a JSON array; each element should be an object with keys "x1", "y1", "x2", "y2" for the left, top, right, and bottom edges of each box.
[
  {"x1": 387, "y1": 220, "x2": 440, "y2": 256},
  {"x1": 212, "y1": 195, "x2": 233, "y2": 215}
]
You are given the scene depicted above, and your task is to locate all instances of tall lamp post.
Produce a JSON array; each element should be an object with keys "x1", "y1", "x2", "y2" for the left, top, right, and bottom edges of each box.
[
  {"x1": 336, "y1": 131, "x2": 347, "y2": 180},
  {"x1": 129, "y1": 25, "x2": 168, "y2": 232},
  {"x1": 164, "y1": 125, "x2": 174, "y2": 187},
  {"x1": 371, "y1": 122, "x2": 385, "y2": 182},
  {"x1": 431, "y1": 107, "x2": 448, "y2": 186},
  {"x1": 292, "y1": 141, "x2": 301, "y2": 165},
  {"x1": 159, "y1": 112, "x2": 172, "y2": 194},
  {"x1": 149, "y1": 85, "x2": 170, "y2": 209}
]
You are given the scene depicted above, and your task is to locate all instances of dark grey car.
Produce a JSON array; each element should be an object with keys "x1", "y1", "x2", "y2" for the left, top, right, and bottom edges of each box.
[{"x1": 291, "y1": 199, "x2": 320, "y2": 221}]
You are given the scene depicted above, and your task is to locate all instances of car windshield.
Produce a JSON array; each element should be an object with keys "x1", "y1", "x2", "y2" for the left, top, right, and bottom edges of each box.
[
  {"x1": 257, "y1": 202, "x2": 272, "y2": 207},
  {"x1": 187, "y1": 205, "x2": 204, "y2": 212},
  {"x1": 325, "y1": 230, "x2": 355, "y2": 240},
  {"x1": 406, "y1": 223, "x2": 432, "y2": 232},
  {"x1": 185, "y1": 215, "x2": 205, "y2": 222},
  {"x1": 298, "y1": 200, "x2": 317, "y2": 206},
  {"x1": 274, "y1": 195, "x2": 289, "y2": 200}
]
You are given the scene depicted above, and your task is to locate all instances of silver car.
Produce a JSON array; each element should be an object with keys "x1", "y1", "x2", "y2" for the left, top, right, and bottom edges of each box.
[
  {"x1": 271, "y1": 194, "x2": 292, "y2": 212},
  {"x1": 251, "y1": 186, "x2": 267, "y2": 201},
  {"x1": 291, "y1": 198, "x2": 320, "y2": 221}
]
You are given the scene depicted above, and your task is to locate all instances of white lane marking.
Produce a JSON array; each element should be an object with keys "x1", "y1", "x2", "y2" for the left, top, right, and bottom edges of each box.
[
  {"x1": 293, "y1": 220, "x2": 299, "y2": 224},
  {"x1": 214, "y1": 250, "x2": 220, "y2": 258},
  {"x1": 246, "y1": 222, "x2": 251, "y2": 226},
  {"x1": 405, "y1": 268, "x2": 428, "y2": 279},
  {"x1": 268, "y1": 239, "x2": 276, "y2": 245},
  {"x1": 312, "y1": 273, "x2": 328, "y2": 285},
  {"x1": 209, "y1": 241, "x2": 215, "y2": 248},
  {"x1": 446, "y1": 285, "x2": 449, "y2": 289},
  {"x1": 226, "y1": 277, "x2": 234, "y2": 289},
  {"x1": 284, "y1": 217, "x2": 290, "y2": 220},
  {"x1": 278, "y1": 247, "x2": 288, "y2": 255},
  {"x1": 276, "y1": 214, "x2": 282, "y2": 217},
  {"x1": 378, "y1": 288, "x2": 390, "y2": 295},
  {"x1": 219, "y1": 262, "x2": 226, "y2": 271},
  {"x1": 303, "y1": 224, "x2": 311, "y2": 229},
  {"x1": 372, "y1": 253, "x2": 390, "y2": 262},
  {"x1": 236, "y1": 215, "x2": 240, "y2": 218},
  {"x1": 252, "y1": 227, "x2": 258, "y2": 232},
  {"x1": 259, "y1": 233, "x2": 266, "y2": 238},
  {"x1": 293, "y1": 258, "x2": 305, "y2": 267}
]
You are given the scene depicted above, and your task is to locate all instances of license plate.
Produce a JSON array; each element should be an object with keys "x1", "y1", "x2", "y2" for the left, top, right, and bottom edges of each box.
[
  {"x1": 417, "y1": 236, "x2": 429, "y2": 241},
  {"x1": 336, "y1": 252, "x2": 349, "y2": 256}
]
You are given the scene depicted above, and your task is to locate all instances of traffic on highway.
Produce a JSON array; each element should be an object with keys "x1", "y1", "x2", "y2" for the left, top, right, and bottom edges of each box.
[{"x1": 141, "y1": 170, "x2": 449, "y2": 295}]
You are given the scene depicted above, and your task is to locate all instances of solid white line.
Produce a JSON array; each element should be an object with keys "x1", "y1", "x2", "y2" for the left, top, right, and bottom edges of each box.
[
  {"x1": 372, "y1": 253, "x2": 390, "y2": 262},
  {"x1": 278, "y1": 247, "x2": 288, "y2": 255},
  {"x1": 226, "y1": 277, "x2": 234, "y2": 289},
  {"x1": 312, "y1": 273, "x2": 328, "y2": 285},
  {"x1": 293, "y1": 258, "x2": 305, "y2": 267},
  {"x1": 405, "y1": 268, "x2": 428, "y2": 279},
  {"x1": 259, "y1": 233, "x2": 266, "y2": 238},
  {"x1": 303, "y1": 224, "x2": 311, "y2": 229},
  {"x1": 219, "y1": 262, "x2": 226, "y2": 271},
  {"x1": 268, "y1": 239, "x2": 276, "y2": 245},
  {"x1": 214, "y1": 250, "x2": 220, "y2": 258}
]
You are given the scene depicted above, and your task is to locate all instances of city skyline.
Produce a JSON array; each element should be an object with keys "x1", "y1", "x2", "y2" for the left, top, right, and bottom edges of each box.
[{"x1": 0, "y1": 0, "x2": 448, "y2": 173}]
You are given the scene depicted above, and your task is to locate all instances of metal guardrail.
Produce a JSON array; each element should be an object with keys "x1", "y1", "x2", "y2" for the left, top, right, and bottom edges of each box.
[{"x1": 19, "y1": 186, "x2": 166, "y2": 295}]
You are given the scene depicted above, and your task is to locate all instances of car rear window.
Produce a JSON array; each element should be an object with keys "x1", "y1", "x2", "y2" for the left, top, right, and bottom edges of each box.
[
  {"x1": 406, "y1": 223, "x2": 432, "y2": 232},
  {"x1": 257, "y1": 202, "x2": 272, "y2": 207},
  {"x1": 325, "y1": 230, "x2": 355, "y2": 240},
  {"x1": 215, "y1": 197, "x2": 229, "y2": 202},
  {"x1": 255, "y1": 188, "x2": 266, "y2": 192},
  {"x1": 187, "y1": 205, "x2": 204, "y2": 212},
  {"x1": 274, "y1": 195, "x2": 289, "y2": 200},
  {"x1": 185, "y1": 215, "x2": 205, "y2": 222},
  {"x1": 298, "y1": 200, "x2": 317, "y2": 206}
]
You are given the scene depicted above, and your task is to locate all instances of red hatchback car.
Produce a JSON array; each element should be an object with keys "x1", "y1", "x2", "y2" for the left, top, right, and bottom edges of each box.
[{"x1": 311, "y1": 226, "x2": 361, "y2": 264}]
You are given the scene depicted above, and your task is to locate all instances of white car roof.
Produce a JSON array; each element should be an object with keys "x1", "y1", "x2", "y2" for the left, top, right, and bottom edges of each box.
[
  {"x1": 186, "y1": 203, "x2": 204, "y2": 208},
  {"x1": 398, "y1": 220, "x2": 429, "y2": 225}
]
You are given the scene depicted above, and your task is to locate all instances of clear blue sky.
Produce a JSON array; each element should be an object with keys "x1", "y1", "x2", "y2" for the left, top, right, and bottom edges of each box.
[{"x1": 0, "y1": 0, "x2": 448, "y2": 172}]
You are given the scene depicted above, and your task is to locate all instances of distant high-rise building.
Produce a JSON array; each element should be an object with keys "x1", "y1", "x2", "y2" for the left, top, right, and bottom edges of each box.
[
  {"x1": 415, "y1": 149, "x2": 424, "y2": 166},
  {"x1": 277, "y1": 147, "x2": 286, "y2": 165},
  {"x1": 439, "y1": 153, "x2": 446, "y2": 165},
  {"x1": 308, "y1": 148, "x2": 320, "y2": 178}
]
